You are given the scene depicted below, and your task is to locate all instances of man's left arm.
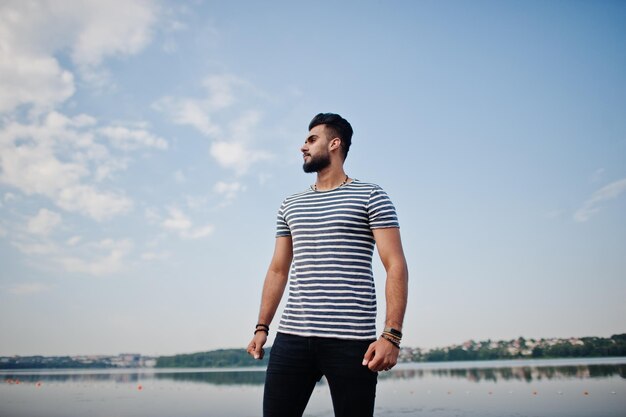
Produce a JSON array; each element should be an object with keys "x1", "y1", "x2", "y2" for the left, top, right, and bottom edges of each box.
[{"x1": 362, "y1": 227, "x2": 408, "y2": 372}]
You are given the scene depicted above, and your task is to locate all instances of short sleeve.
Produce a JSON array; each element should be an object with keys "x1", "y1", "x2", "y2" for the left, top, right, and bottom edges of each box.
[
  {"x1": 367, "y1": 186, "x2": 400, "y2": 229},
  {"x1": 275, "y1": 202, "x2": 291, "y2": 237}
]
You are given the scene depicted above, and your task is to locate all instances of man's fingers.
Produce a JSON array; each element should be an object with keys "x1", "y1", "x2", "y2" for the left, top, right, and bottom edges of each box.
[
  {"x1": 247, "y1": 340, "x2": 263, "y2": 360},
  {"x1": 362, "y1": 341, "x2": 376, "y2": 366},
  {"x1": 248, "y1": 334, "x2": 267, "y2": 360},
  {"x1": 255, "y1": 347, "x2": 264, "y2": 360},
  {"x1": 367, "y1": 352, "x2": 384, "y2": 371}
]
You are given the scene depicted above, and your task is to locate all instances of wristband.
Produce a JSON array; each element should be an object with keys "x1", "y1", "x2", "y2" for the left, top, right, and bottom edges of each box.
[
  {"x1": 381, "y1": 333, "x2": 400, "y2": 349},
  {"x1": 383, "y1": 326, "x2": 403, "y2": 338},
  {"x1": 254, "y1": 328, "x2": 269, "y2": 335},
  {"x1": 382, "y1": 331, "x2": 401, "y2": 343}
]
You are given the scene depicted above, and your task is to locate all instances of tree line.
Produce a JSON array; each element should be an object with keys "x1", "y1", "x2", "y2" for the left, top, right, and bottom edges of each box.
[
  {"x1": 156, "y1": 334, "x2": 626, "y2": 368},
  {"x1": 155, "y1": 348, "x2": 270, "y2": 368},
  {"x1": 411, "y1": 334, "x2": 626, "y2": 362}
]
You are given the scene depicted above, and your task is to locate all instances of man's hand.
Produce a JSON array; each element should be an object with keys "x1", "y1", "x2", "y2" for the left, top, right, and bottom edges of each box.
[
  {"x1": 247, "y1": 332, "x2": 268, "y2": 360},
  {"x1": 362, "y1": 337, "x2": 399, "y2": 372}
]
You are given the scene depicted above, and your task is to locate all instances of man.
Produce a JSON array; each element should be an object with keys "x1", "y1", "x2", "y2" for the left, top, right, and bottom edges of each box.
[{"x1": 247, "y1": 113, "x2": 408, "y2": 417}]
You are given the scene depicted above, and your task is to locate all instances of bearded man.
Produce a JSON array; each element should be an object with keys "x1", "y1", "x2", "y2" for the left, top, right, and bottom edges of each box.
[{"x1": 247, "y1": 112, "x2": 409, "y2": 417}]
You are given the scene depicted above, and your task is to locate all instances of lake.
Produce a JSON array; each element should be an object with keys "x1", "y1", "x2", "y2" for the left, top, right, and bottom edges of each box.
[{"x1": 1, "y1": 357, "x2": 624, "y2": 417}]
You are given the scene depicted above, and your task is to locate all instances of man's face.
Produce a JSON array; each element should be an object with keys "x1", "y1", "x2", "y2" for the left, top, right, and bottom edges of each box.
[{"x1": 301, "y1": 124, "x2": 332, "y2": 173}]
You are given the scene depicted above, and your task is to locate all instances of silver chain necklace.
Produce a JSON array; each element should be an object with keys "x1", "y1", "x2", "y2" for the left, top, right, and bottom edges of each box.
[{"x1": 313, "y1": 175, "x2": 349, "y2": 191}]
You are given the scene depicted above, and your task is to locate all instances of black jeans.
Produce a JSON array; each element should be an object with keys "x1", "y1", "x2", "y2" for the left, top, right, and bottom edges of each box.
[{"x1": 263, "y1": 332, "x2": 378, "y2": 417}]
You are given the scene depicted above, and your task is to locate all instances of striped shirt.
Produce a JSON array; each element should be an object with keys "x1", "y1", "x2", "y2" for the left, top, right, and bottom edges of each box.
[{"x1": 275, "y1": 179, "x2": 400, "y2": 340}]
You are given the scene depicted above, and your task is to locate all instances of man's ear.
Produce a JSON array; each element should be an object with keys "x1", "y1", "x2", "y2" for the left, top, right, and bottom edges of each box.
[{"x1": 330, "y1": 138, "x2": 341, "y2": 151}]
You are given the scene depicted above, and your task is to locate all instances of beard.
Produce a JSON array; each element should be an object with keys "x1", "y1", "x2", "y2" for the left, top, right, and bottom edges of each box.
[{"x1": 302, "y1": 152, "x2": 331, "y2": 173}]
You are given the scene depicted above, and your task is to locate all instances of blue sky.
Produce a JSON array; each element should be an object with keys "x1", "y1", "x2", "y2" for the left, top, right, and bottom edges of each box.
[{"x1": 0, "y1": 0, "x2": 624, "y2": 356}]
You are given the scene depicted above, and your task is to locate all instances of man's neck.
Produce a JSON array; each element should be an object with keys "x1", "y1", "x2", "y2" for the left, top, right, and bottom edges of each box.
[{"x1": 315, "y1": 167, "x2": 348, "y2": 191}]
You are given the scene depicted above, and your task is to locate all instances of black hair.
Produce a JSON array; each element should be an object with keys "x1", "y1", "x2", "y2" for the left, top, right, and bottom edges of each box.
[{"x1": 308, "y1": 113, "x2": 353, "y2": 160}]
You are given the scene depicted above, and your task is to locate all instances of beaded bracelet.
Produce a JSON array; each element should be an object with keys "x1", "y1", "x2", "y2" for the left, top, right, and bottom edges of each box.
[
  {"x1": 254, "y1": 323, "x2": 269, "y2": 335},
  {"x1": 382, "y1": 332, "x2": 401, "y2": 343},
  {"x1": 381, "y1": 333, "x2": 400, "y2": 349}
]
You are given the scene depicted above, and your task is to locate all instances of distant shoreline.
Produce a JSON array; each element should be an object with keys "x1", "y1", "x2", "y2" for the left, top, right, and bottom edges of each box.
[
  {"x1": 2, "y1": 356, "x2": 626, "y2": 374},
  {"x1": 2, "y1": 334, "x2": 624, "y2": 370}
]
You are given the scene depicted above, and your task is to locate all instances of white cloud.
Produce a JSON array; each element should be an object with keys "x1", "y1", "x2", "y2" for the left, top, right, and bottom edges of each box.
[
  {"x1": 162, "y1": 207, "x2": 191, "y2": 231},
  {"x1": 141, "y1": 251, "x2": 158, "y2": 260},
  {"x1": 214, "y1": 181, "x2": 244, "y2": 201},
  {"x1": 0, "y1": 2, "x2": 167, "y2": 223},
  {"x1": 141, "y1": 251, "x2": 170, "y2": 261},
  {"x1": 574, "y1": 177, "x2": 626, "y2": 222},
  {"x1": 152, "y1": 74, "x2": 251, "y2": 126},
  {"x1": 55, "y1": 185, "x2": 132, "y2": 221},
  {"x1": 4, "y1": 192, "x2": 17, "y2": 202},
  {"x1": 202, "y1": 74, "x2": 246, "y2": 110},
  {"x1": 27, "y1": 208, "x2": 62, "y2": 236},
  {"x1": 94, "y1": 158, "x2": 129, "y2": 182},
  {"x1": 0, "y1": 110, "x2": 174, "y2": 220},
  {"x1": 160, "y1": 13, "x2": 189, "y2": 53},
  {"x1": 0, "y1": 118, "x2": 89, "y2": 196},
  {"x1": 150, "y1": 74, "x2": 251, "y2": 134},
  {"x1": 0, "y1": 1, "x2": 168, "y2": 279},
  {"x1": 66, "y1": 235, "x2": 82, "y2": 246},
  {"x1": 10, "y1": 232, "x2": 135, "y2": 276},
  {"x1": 144, "y1": 207, "x2": 161, "y2": 224},
  {"x1": 59, "y1": 238, "x2": 134, "y2": 276},
  {"x1": 227, "y1": 109, "x2": 261, "y2": 142},
  {"x1": 210, "y1": 141, "x2": 273, "y2": 175},
  {"x1": 152, "y1": 96, "x2": 221, "y2": 136},
  {"x1": 183, "y1": 225, "x2": 214, "y2": 239},
  {"x1": 153, "y1": 76, "x2": 274, "y2": 175},
  {"x1": 69, "y1": 1, "x2": 156, "y2": 68},
  {"x1": 0, "y1": 115, "x2": 133, "y2": 220},
  {"x1": 185, "y1": 195, "x2": 208, "y2": 210},
  {"x1": 0, "y1": 48, "x2": 75, "y2": 113},
  {"x1": 6, "y1": 282, "x2": 50, "y2": 295},
  {"x1": 0, "y1": 0, "x2": 158, "y2": 113},
  {"x1": 208, "y1": 110, "x2": 273, "y2": 175},
  {"x1": 12, "y1": 240, "x2": 58, "y2": 255},
  {"x1": 161, "y1": 207, "x2": 214, "y2": 239},
  {"x1": 99, "y1": 125, "x2": 168, "y2": 151}
]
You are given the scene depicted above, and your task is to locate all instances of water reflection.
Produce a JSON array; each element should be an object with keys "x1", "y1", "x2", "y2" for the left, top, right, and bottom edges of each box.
[
  {"x1": 2, "y1": 363, "x2": 624, "y2": 417},
  {"x1": 3, "y1": 372, "x2": 143, "y2": 384},
  {"x1": 2, "y1": 369, "x2": 267, "y2": 386},
  {"x1": 383, "y1": 364, "x2": 626, "y2": 383},
  {"x1": 155, "y1": 370, "x2": 266, "y2": 385},
  {"x1": 3, "y1": 361, "x2": 624, "y2": 387}
]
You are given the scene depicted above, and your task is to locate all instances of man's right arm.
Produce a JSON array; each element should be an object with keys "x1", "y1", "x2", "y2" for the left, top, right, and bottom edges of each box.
[{"x1": 246, "y1": 236, "x2": 293, "y2": 359}]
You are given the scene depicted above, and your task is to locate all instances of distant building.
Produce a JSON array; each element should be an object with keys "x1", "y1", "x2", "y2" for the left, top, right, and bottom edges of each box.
[
  {"x1": 140, "y1": 357, "x2": 157, "y2": 368},
  {"x1": 111, "y1": 353, "x2": 141, "y2": 367}
]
